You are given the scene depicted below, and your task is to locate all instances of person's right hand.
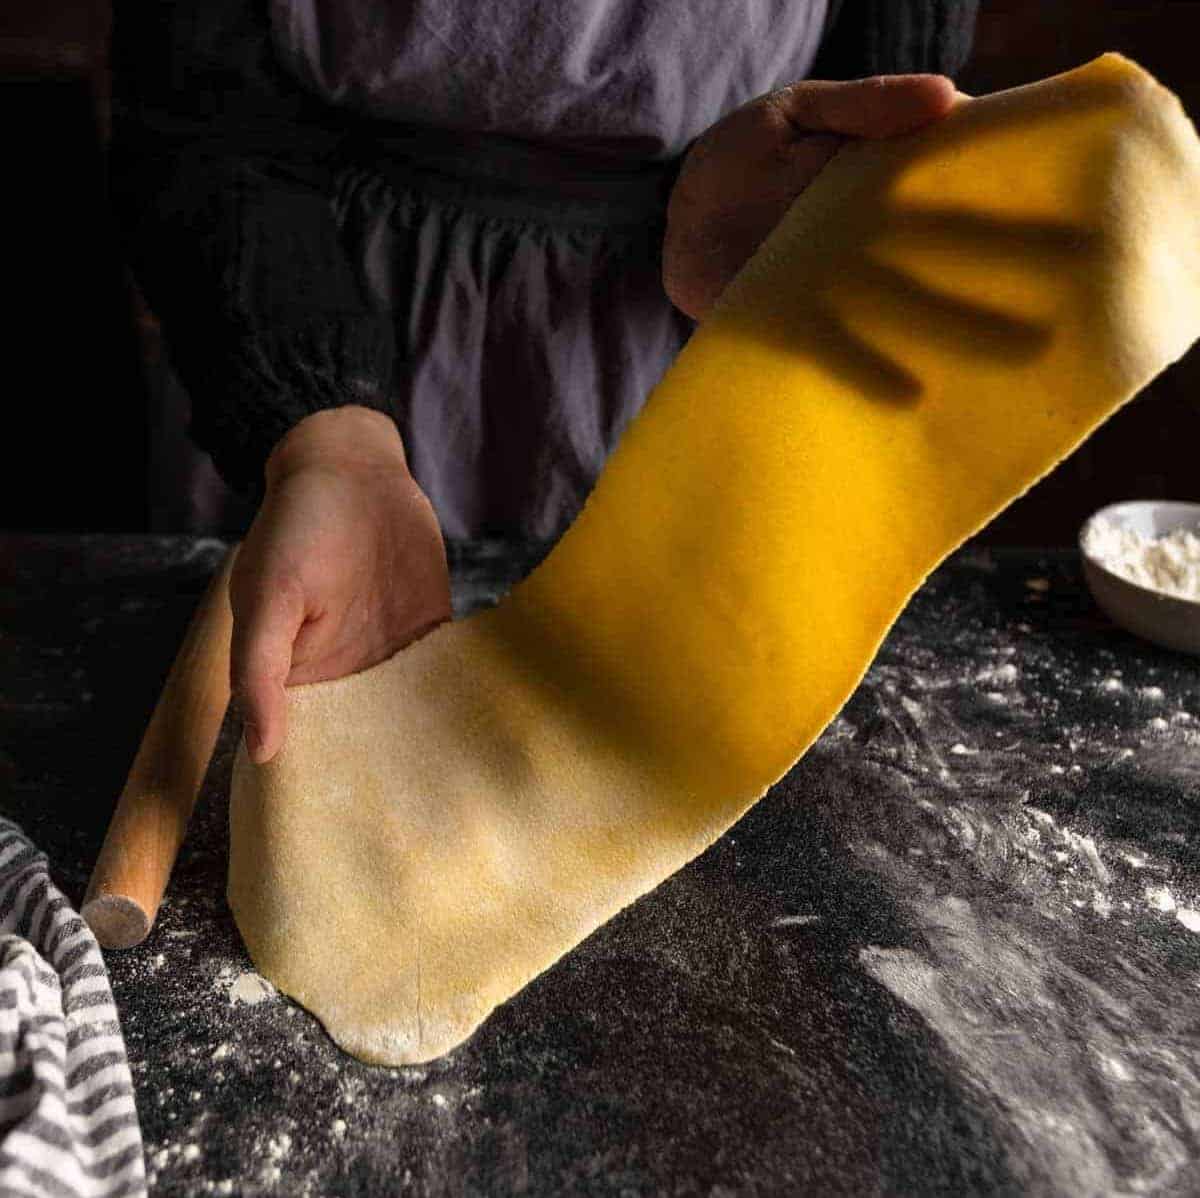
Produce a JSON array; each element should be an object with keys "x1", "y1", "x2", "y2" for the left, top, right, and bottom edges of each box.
[{"x1": 229, "y1": 404, "x2": 452, "y2": 765}]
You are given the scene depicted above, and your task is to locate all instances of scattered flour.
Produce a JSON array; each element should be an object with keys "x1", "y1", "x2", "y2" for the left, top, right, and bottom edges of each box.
[
  {"x1": 1083, "y1": 516, "x2": 1200, "y2": 600},
  {"x1": 976, "y1": 662, "x2": 1019, "y2": 687},
  {"x1": 230, "y1": 972, "x2": 276, "y2": 1006},
  {"x1": 1176, "y1": 908, "x2": 1200, "y2": 933},
  {"x1": 1098, "y1": 1053, "x2": 1132, "y2": 1082}
]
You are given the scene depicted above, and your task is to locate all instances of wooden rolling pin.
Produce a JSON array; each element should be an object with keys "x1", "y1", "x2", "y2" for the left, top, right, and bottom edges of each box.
[{"x1": 82, "y1": 544, "x2": 239, "y2": 949}]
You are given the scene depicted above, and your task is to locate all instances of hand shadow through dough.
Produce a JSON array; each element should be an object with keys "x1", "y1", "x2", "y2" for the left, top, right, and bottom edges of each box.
[{"x1": 717, "y1": 67, "x2": 1135, "y2": 405}]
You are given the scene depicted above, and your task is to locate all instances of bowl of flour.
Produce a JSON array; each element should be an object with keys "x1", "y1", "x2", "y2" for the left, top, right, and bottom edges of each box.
[{"x1": 1080, "y1": 500, "x2": 1200, "y2": 655}]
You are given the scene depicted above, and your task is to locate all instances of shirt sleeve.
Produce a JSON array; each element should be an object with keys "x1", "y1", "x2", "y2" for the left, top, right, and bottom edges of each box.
[
  {"x1": 811, "y1": 0, "x2": 981, "y2": 82},
  {"x1": 107, "y1": 0, "x2": 397, "y2": 504}
]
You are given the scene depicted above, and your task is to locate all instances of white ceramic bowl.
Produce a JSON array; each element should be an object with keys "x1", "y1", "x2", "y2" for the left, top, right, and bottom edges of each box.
[{"x1": 1079, "y1": 500, "x2": 1200, "y2": 656}]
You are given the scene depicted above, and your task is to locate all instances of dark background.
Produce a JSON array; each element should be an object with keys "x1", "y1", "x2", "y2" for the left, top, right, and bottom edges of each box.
[{"x1": 2, "y1": 0, "x2": 1198, "y2": 540}]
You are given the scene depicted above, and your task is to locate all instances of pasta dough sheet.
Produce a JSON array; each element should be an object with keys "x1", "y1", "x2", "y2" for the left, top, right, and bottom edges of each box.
[{"x1": 229, "y1": 54, "x2": 1200, "y2": 1065}]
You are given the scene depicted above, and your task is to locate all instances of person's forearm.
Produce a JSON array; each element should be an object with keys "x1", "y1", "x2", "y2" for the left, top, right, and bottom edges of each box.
[{"x1": 265, "y1": 406, "x2": 411, "y2": 488}]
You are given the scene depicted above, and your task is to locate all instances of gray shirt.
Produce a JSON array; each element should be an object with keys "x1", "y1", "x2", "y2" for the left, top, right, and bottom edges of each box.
[{"x1": 270, "y1": 0, "x2": 828, "y2": 159}]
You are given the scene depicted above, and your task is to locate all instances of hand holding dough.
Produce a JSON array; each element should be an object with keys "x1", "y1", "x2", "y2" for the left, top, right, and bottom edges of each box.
[{"x1": 229, "y1": 55, "x2": 1200, "y2": 1065}]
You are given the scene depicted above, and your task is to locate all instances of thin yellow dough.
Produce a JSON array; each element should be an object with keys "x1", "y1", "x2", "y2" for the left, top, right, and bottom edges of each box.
[{"x1": 229, "y1": 54, "x2": 1200, "y2": 1065}]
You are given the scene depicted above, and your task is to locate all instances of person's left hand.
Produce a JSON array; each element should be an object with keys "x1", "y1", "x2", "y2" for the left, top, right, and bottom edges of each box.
[{"x1": 663, "y1": 74, "x2": 961, "y2": 323}]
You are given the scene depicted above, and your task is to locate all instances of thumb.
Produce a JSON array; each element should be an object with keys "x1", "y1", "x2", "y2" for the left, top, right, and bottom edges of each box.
[
  {"x1": 774, "y1": 73, "x2": 958, "y2": 140},
  {"x1": 230, "y1": 570, "x2": 307, "y2": 765}
]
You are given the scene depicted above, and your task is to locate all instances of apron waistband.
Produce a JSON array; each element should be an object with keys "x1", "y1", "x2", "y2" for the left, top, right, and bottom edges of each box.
[{"x1": 340, "y1": 122, "x2": 685, "y2": 229}]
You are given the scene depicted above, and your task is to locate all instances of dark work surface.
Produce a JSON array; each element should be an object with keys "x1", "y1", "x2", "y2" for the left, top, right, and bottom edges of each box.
[{"x1": 1, "y1": 534, "x2": 1198, "y2": 1196}]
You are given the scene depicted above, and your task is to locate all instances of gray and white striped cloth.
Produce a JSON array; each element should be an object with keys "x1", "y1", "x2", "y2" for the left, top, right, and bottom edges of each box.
[{"x1": 0, "y1": 820, "x2": 146, "y2": 1198}]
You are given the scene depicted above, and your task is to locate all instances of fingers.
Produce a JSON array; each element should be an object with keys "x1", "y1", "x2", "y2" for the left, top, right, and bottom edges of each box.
[
  {"x1": 230, "y1": 565, "x2": 307, "y2": 765},
  {"x1": 774, "y1": 74, "x2": 958, "y2": 140}
]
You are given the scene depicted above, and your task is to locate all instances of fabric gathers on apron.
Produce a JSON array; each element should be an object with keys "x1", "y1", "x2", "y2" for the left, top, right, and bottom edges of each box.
[
  {"x1": 331, "y1": 134, "x2": 693, "y2": 539},
  {"x1": 271, "y1": 0, "x2": 830, "y2": 539}
]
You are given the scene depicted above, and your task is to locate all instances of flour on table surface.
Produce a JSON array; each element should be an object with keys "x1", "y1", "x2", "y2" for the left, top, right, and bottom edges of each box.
[{"x1": 230, "y1": 971, "x2": 276, "y2": 1006}]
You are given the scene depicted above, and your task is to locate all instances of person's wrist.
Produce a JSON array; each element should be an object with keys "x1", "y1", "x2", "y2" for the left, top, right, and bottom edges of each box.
[{"x1": 264, "y1": 405, "x2": 410, "y2": 488}]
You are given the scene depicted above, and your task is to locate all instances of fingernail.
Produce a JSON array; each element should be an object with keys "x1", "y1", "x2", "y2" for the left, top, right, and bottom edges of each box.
[{"x1": 245, "y1": 723, "x2": 264, "y2": 761}]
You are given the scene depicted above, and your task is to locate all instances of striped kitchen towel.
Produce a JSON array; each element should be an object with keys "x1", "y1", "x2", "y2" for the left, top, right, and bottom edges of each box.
[{"x1": 0, "y1": 820, "x2": 146, "y2": 1198}]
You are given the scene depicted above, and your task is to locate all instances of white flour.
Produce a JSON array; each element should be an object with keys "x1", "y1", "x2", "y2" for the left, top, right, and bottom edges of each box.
[
  {"x1": 230, "y1": 971, "x2": 276, "y2": 1006},
  {"x1": 1083, "y1": 517, "x2": 1200, "y2": 600}
]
